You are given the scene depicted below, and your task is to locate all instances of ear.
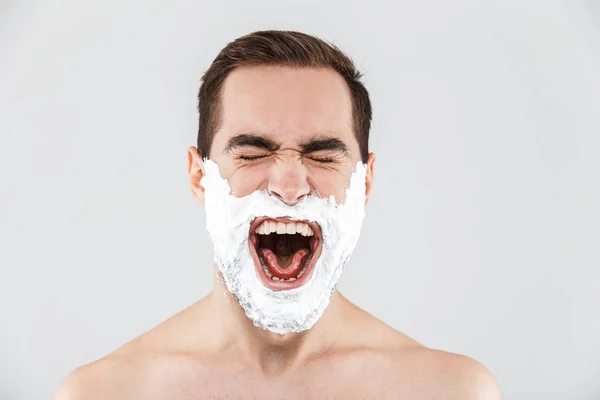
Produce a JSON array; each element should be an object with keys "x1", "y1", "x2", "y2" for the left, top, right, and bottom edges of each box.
[
  {"x1": 187, "y1": 146, "x2": 206, "y2": 206},
  {"x1": 364, "y1": 152, "x2": 375, "y2": 206}
]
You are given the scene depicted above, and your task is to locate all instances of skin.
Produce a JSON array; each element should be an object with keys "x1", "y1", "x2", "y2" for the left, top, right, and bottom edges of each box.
[{"x1": 55, "y1": 65, "x2": 502, "y2": 399}]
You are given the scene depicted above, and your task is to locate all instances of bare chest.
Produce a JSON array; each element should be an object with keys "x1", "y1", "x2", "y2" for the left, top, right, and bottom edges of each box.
[
  {"x1": 153, "y1": 377, "x2": 398, "y2": 400},
  {"x1": 145, "y1": 363, "x2": 405, "y2": 400}
]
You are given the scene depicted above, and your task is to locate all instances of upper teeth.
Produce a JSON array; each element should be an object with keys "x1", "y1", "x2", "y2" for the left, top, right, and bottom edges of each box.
[{"x1": 255, "y1": 220, "x2": 314, "y2": 236}]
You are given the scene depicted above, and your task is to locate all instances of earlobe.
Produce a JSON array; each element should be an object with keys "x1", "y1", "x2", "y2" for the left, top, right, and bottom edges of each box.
[
  {"x1": 364, "y1": 153, "x2": 375, "y2": 206},
  {"x1": 187, "y1": 146, "x2": 206, "y2": 206}
]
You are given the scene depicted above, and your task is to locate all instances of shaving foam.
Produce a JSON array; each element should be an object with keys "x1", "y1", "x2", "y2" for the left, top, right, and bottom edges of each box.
[{"x1": 201, "y1": 160, "x2": 366, "y2": 334}]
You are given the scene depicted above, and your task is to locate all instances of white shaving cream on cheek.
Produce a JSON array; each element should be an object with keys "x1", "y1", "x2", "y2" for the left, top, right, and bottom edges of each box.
[{"x1": 201, "y1": 159, "x2": 366, "y2": 334}]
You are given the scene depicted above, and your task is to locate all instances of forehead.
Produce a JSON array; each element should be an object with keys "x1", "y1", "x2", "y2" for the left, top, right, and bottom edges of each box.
[{"x1": 211, "y1": 65, "x2": 357, "y2": 153}]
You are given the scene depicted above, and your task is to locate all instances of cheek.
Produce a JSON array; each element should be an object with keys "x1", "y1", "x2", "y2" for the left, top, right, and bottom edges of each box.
[
  {"x1": 228, "y1": 168, "x2": 267, "y2": 197},
  {"x1": 309, "y1": 160, "x2": 359, "y2": 204},
  {"x1": 309, "y1": 172, "x2": 350, "y2": 204}
]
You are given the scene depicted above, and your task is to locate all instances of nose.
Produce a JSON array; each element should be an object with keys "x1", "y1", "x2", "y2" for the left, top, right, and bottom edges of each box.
[{"x1": 268, "y1": 161, "x2": 311, "y2": 206}]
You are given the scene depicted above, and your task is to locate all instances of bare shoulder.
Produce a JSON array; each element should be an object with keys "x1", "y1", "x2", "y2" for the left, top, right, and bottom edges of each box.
[
  {"x1": 392, "y1": 346, "x2": 502, "y2": 400},
  {"x1": 54, "y1": 302, "x2": 206, "y2": 400},
  {"x1": 367, "y1": 320, "x2": 501, "y2": 399},
  {"x1": 342, "y1": 303, "x2": 501, "y2": 399},
  {"x1": 53, "y1": 348, "x2": 197, "y2": 400},
  {"x1": 53, "y1": 355, "x2": 136, "y2": 400}
]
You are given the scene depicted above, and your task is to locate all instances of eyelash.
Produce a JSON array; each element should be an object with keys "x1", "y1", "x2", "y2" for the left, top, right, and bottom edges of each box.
[
  {"x1": 238, "y1": 155, "x2": 335, "y2": 164},
  {"x1": 308, "y1": 157, "x2": 334, "y2": 163},
  {"x1": 238, "y1": 155, "x2": 267, "y2": 161}
]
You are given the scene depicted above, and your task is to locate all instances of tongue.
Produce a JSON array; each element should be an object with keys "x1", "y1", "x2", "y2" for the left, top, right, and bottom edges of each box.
[{"x1": 260, "y1": 248, "x2": 309, "y2": 279}]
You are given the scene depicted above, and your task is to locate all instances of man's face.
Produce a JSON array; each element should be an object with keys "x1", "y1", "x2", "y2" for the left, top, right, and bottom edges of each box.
[
  {"x1": 209, "y1": 65, "x2": 366, "y2": 204},
  {"x1": 188, "y1": 65, "x2": 374, "y2": 333}
]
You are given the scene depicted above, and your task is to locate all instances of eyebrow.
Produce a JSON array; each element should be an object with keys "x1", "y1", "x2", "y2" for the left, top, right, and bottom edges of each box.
[
  {"x1": 223, "y1": 133, "x2": 350, "y2": 156},
  {"x1": 299, "y1": 137, "x2": 350, "y2": 156},
  {"x1": 223, "y1": 134, "x2": 280, "y2": 153}
]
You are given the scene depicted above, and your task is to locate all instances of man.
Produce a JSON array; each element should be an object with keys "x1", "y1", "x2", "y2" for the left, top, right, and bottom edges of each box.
[{"x1": 56, "y1": 30, "x2": 501, "y2": 399}]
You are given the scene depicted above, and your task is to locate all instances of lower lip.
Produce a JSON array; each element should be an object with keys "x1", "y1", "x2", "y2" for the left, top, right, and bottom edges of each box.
[{"x1": 249, "y1": 233, "x2": 322, "y2": 291}]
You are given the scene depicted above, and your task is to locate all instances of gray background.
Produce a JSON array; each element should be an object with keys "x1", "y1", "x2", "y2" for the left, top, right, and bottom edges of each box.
[{"x1": 1, "y1": 0, "x2": 599, "y2": 398}]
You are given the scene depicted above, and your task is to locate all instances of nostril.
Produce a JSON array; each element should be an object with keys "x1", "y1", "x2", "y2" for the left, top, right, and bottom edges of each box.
[
  {"x1": 269, "y1": 190, "x2": 285, "y2": 203},
  {"x1": 295, "y1": 193, "x2": 308, "y2": 202},
  {"x1": 268, "y1": 190, "x2": 308, "y2": 206}
]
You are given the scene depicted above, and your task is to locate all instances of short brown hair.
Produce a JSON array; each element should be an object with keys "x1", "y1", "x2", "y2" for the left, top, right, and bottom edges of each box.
[{"x1": 197, "y1": 30, "x2": 372, "y2": 162}]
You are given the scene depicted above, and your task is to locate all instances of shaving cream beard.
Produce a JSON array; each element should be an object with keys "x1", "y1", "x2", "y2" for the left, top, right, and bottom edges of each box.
[{"x1": 201, "y1": 159, "x2": 366, "y2": 334}]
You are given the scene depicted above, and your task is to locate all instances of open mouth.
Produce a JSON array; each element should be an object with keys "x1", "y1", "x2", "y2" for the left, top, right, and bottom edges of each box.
[{"x1": 248, "y1": 217, "x2": 322, "y2": 291}]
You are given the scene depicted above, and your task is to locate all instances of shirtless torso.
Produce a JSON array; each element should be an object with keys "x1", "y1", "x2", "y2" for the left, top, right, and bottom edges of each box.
[{"x1": 55, "y1": 284, "x2": 501, "y2": 400}]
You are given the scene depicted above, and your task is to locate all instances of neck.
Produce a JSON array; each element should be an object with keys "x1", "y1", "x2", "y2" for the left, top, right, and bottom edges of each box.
[{"x1": 206, "y1": 267, "x2": 348, "y2": 375}]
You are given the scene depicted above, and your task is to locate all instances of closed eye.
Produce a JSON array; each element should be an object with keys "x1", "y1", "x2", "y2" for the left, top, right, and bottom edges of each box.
[
  {"x1": 238, "y1": 154, "x2": 269, "y2": 161},
  {"x1": 307, "y1": 156, "x2": 335, "y2": 163}
]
